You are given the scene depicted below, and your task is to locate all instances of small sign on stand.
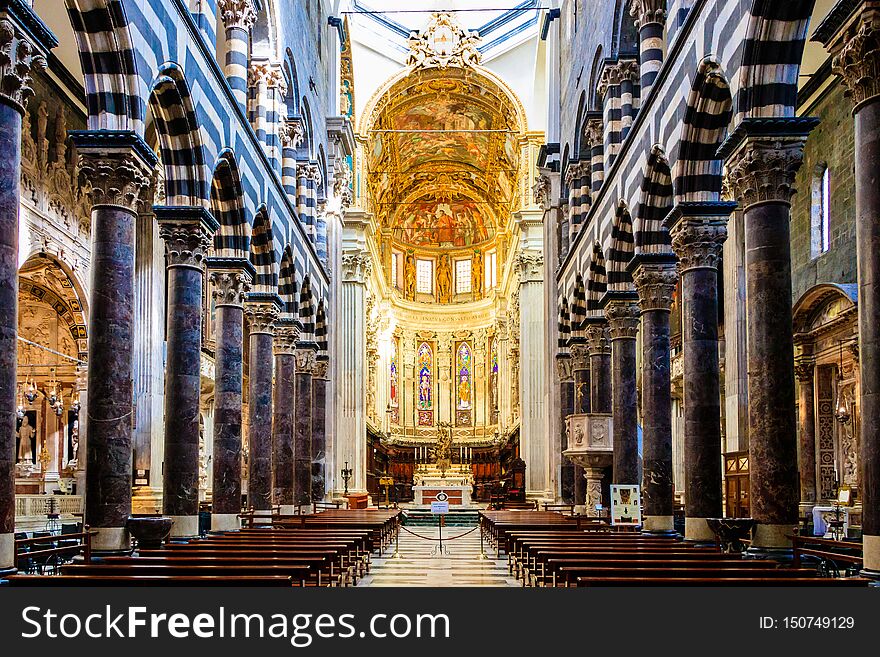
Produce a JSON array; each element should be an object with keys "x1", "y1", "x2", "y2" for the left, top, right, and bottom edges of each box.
[
  {"x1": 610, "y1": 484, "x2": 641, "y2": 527},
  {"x1": 432, "y1": 492, "x2": 449, "y2": 555}
]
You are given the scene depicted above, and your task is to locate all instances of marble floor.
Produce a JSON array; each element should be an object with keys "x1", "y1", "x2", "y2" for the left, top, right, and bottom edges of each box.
[{"x1": 359, "y1": 525, "x2": 519, "y2": 587}]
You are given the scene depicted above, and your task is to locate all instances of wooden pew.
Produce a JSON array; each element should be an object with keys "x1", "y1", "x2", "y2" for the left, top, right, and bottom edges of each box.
[{"x1": 5, "y1": 574, "x2": 293, "y2": 587}]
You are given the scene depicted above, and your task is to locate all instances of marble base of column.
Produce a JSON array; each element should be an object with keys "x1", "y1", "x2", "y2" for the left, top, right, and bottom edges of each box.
[
  {"x1": 604, "y1": 294, "x2": 641, "y2": 485},
  {"x1": 272, "y1": 323, "x2": 299, "y2": 511},
  {"x1": 157, "y1": 208, "x2": 216, "y2": 538},
  {"x1": 631, "y1": 254, "x2": 678, "y2": 535},
  {"x1": 71, "y1": 132, "x2": 156, "y2": 554},
  {"x1": 208, "y1": 262, "x2": 253, "y2": 532},
  {"x1": 722, "y1": 121, "x2": 816, "y2": 549},
  {"x1": 684, "y1": 517, "x2": 716, "y2": 544},
  {"x1": 667, "y1": 203, "x2": 735, "y2": 542},
  {"x1": 295, "y1": 346, "x2": 317, "y2": 506},
  {"x1": 312, "y1": 358, "x2": 329, "y2": 502},
  {"x1": 584, "y1": 467, "x2": 605, "y2": 517},
  {"x1": 245, "y1": 299, "x2": 280, "y2": 511}
]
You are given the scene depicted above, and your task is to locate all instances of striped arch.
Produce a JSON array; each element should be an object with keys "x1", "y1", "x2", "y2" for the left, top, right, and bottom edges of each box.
[
  {"x1": 606, "y1": 200, "x2": 635, "y2": 291},
  {"x1": 148, "y1": 65, "x2": 209, "y2": 207},
  {"x1": 210, "y1": 151, "x2": 250, "y2": 259},
  {"x1": 299, "y1": 274, "x2": 315, "y2": 341},
  {"x1": 65, "y1": 0, "x2": 145, "y2": 132},
  {"x1": 249, "y1": 207, "x2": 278, "y2": 294},
  {"x1": 736, "y1": 0, "x2": 816, "y2": 123},
  {"x1": 571, "y1": 274, "x2": 587, "y2": 338},
  {"x1": 278, "y1": 245, "x2": 299, "y2": 320},
  {"x1": 635, "y1": 145, "x2": 674, "y2": 254},
  {"x1": 586, "y1": 242, "x2": 608, "y2": 317},
  {"x1": 674, "y1": 57, "x2": 733, "y2": 204},
  {"x1": 558, "y1": 296, "x2": 571, "y2": 353},
  {"x1": 315, "y1": 299, "x2": 328, "y2": 354}
]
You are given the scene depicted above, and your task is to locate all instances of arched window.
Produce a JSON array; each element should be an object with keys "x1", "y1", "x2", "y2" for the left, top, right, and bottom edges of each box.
[
  {"x1": 417, "y1": 342, "x2": 433, "y2": 426},
  {"x1": 490, "y1": 337, "x2": 499, "y2": 423},
  {"x1": 811, "y1": 164, "x2": 831, "y2": 258},
  {"x1": 390, "y1": 338, "x2": 399, "y2": 422}
]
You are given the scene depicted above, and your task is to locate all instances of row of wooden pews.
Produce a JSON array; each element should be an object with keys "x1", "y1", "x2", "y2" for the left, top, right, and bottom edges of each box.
[
  {"x1": 6, "y1": 509, "x2": 400, "y2": 587},
  {"x1": 480, "y1": 511, "x2": 870, "y2": 587}
]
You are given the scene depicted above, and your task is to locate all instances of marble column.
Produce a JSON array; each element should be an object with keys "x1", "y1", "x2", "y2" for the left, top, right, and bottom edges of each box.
[
  {"x1": 722, "y1": 118, "x2": 815, "y2": 550},
  {"x1": 245, "y1": 299, "x2": 279, "y2": 511},
  {"x1": 630, "y1": 0, "x2": 667, "y2": 95},
  {"x1": 567, "y1": 346, "x2": 587, "y2": 506},
  {"x1": 312, "y1": 357, "x2": 329, "y2": 502},
  {"x1": 821, "y1": 5, "x2": 880, "y2": 574},
  {"x1": 557, "y1": 355, "x2": 576, "y2": 504},
  {"x1": 584, "y1": 466, "x2": 605, "y2": 517},
  {"x1": 294, "y1": 346, "x2": 316, "y2": 506},
  {"x1": 208, "y1": 262, "x2": 253, "y2": 531},
  {"x1": 667, "y1": 202, "x2": 735, "y2": 542},
  {"x1": 630, "y1": 254, "x2": 678, "y2": 533},
  {"x1": 0, "y1": 5, "x2": 55, "y2": 573},
  {"x1": 271, "y1": 322, "x2": 299, "y2": 514},
  {"x1": 70, "y1": 132, "x2": 156, "y2": 553},
  {"x1": 156, "y1": 207, "x2": 217, "y2": 538},
  {"x1": 584, "y1": 319, "x2": 612, "y2": 413},
  {"x1": 604, "y1": 294, "x2": 641, "y2": 485},
  {"x1": 217, "y1": 0, "x2": 256, "y2": 112},
  {"x1": 794, "y1": 348, "x2": 817, "y2": 512}
]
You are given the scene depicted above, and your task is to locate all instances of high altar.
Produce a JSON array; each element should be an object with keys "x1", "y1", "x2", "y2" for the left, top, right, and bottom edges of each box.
[{"x1": 412, "y1": 422, "x2": 474, "y2": 506}]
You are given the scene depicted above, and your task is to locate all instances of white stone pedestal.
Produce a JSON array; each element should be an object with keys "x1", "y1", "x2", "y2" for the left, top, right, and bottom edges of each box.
[{"x1": 413, "y1": 484, "x2": 472, "y2": 507}]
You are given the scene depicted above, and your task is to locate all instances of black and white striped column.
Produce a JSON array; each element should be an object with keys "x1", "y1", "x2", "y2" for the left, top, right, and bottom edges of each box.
[
  {"x1": 585, "y1": 117, "x2": 605, "y2": 196},
  {"x1": 297, "y1": 162, "x2": 320, "y2": 244},
  {"x1": 619, "y1": 59, "x2": 639, "y2": 141},
  {"x1": 217, "y1": 0, "x2": 256, "y2": 112},
  {"x1": 598, "y1": 63, "x2": 622, "y2": 169},
  {"x1": 565, "y1": 163, "x2": 580, "y2": 247},
  {"x1": 630, "y1": 0, "x2": 667, "y2": 96},
  {"x1": 249, "y1": 62, "x2": 286, "y2": 175},
  {"x1": 281, "y1": 120, "x2": 304, "y2": 199}
]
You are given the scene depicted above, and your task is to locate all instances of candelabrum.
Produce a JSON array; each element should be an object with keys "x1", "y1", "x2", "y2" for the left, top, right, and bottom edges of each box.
[{"x1": 341, "y1": 461, "x2": 353, "y2": 495}]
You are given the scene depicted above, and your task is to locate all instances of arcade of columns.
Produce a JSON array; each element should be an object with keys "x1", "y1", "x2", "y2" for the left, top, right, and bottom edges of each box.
[
  {"x1": 0, "y1": 1, "x2": 331, "y2": 571},
  {"x1": 551, "y1": 2, "x2": 880, "y2": 573}
]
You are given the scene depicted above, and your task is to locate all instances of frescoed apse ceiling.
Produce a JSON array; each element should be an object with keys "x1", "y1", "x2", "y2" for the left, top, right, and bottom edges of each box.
[{"x1": 365, "y1": 66, "x2": 524, "y2": 250}]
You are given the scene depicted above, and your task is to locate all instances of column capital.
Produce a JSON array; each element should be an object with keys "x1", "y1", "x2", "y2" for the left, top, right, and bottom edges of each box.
[
  {"x1": 341, "y1": 250, "x2": 372, "y2": 283},
  {"x1": 618, "y1": 58, "x2": 640, "y2": 83},
  {"x1": 245, "y1": 300, "x2": 279, "y2": 335},
  {"x1": 584, "y1": 116, "x2": 604, "y2": 148},
  {"x1": 666, "y1": 203, "x2": 735, "y2": 272},
  {"x1": 515, "y1": 249, "x2": 544, "y2": 283},
  {"x1": 297, "y1": 161, "x2": 322, "y2": 182},
  {"x1": 532, "y1": 173, "x2": 552, "y2": 210},
  {"x1": 295, "y1": 347, "x2": 318, "y2": 373},
  {"x1": 0, "y1": 2, "x2": 57, "y2": 114},
  {"x1": 313, "y1": 357, "x2": 330, "y2": 380},
  {"x1": 273, "y1": 323, "x2": 301, "y2": 355},
  {"x1": 717, "y1": 117, "x2": 818, "y2": 209},
  {"x1": 155, "y1": 206, "x2": 218, "y2": 269},
  {"x1": 597, "y1": 61, "x2": 623, "y2": 100},
  {"x1": 584, "y1": 319, "x2": 611, "y2": 356},
  {"x1": 630, "y1": 254, "x2": 678, "y2": 312},
  {"x1": 555, "y1": 354, "x2": 574, "y2": 382},
  {"x1": 281, "y1": 118, "x2": 305, "y2": 149},
  {"x1": 248, "y1": 60, "x2": 286, "y2": 91},
  {"x1": 604, "y1": 297, "x2": 641, "y2": 340},
  {"x1": 208, "y1": 258, "x2": 255, "y2": 309},
  {"x1": 794, "y1": 358, "x2": 815, "y2": 382},
  {"x1": 629, "y1": 0, "x2": 667, "y2": 28},
  {"x1": 570, "y1": 343, "x2": 590, "y2": 370},
  {"x1": 819, "y1": 2, "x2": 880, "y2": 108},
  {"x1": 69, "y1": 131, "x2": 158, "y2": 213},
  {"x1": 217, "y1": 0, "x2": 257, "y2": 30}
]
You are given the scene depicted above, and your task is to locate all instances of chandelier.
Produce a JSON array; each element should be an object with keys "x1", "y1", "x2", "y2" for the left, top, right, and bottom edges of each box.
[{"x1": 834, "y1": 340, "x2": 851, "y2": 425}]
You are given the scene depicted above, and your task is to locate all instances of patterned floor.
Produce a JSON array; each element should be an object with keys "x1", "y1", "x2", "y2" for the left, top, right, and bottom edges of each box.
[{"x1": 359, "y1": 525, "x2": 518, "y2": 587}]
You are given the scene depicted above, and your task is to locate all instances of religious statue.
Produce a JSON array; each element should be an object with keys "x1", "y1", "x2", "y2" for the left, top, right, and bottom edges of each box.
[
  {"x1": 458, "y1": 370, "x2": 471, "y2": 409},
  {"x1": 68, "y1": 420, "x2": 79, "y2": 466},
  {"x1": 433, "y1": 422, "x2": 453, "y2": 475},
  {"x1": 418, "y1": 370, "x2": 432, "y2": 409},
  {"x1": 404, "y1": 253, "x2": 416, "y2": 299},
  {"x1": 17, "y1": 414, "x2": 35, "y2": 463},
  {"x1": 437, "y1": 254, "x2": 452, "y2": 302},
  {"x1": 472, "y1": 250, "x2": 483, "y2": 296}
]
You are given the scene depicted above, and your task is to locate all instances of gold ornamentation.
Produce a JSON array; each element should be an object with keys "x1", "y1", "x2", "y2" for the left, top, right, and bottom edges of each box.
[{"x1": 406, "y1": 12, "x2": 482, "y2": 70}]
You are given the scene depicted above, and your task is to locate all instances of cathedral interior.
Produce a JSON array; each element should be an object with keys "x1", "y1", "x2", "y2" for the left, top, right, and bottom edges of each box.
[{"x1": 1, "y1": 0, "x2": 880, "y2": 589}]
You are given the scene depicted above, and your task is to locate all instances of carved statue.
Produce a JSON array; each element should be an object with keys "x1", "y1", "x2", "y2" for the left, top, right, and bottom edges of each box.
[
  {"x1": 433, "y1": 422, "x2": 453, "y2": 475},
  {"x1": 404, "y1": 252, "x2": 416, "y2": 299},
  {"x1": 472, "y1": 250, "x2": 483, "y2": 296},
  {"x1": 17, "y1": 415, "x2": 34, "y2": 463},
  {"x1": 68, "y1": 420, "x2": 79, "y2": 465},
  {"x1": 437, "y1": 254, "x2": 452, "y2": 302}
]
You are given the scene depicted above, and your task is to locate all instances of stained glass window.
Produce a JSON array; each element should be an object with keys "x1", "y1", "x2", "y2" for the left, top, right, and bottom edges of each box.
[
  {"x1": 417, "y1": 342, "x2": 433, "y2": 426},
  {"x1": 457, "y1": 342, "x2": 472, "y2": 410},
  {"x1": 390, "y1": 339, "x2": 399, "y2": 408},
  {"x1": 490, "y1": 337, "x2": 499, "y2": 423}
]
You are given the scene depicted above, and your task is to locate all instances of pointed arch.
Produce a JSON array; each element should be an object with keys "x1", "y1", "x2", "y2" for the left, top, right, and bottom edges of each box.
[
  {"x1": 606, "y1": 200, "x2": 635, "y2": 291},
  {"x1": 299, "y1": 274, "x2": 315, "y2": 339},
  {"x1": 635, "y1": 145, "x2": 674, "y2": 254},
  {"x1": 65, "y1": 0, "x2": 145, "y2": 132},
  {"x1": 210, "y1": 151, "x2": 250, "y2": 259},
  {"x1": 571, "y1": 273, "x2": 587, "y2": 337},
  {"x1": 586, "y1": 242, "x2": 607, "y2": 316},
  {"x1": 736, "y1": 0, "x2": 815, "y2": 123},
  {"x1": 278, "y1": 245, "x2": 299, "y2": 320},
  {"x1": 558, "y1": 296, "x2": 571, "y2": 353},
  {"x1": 674, "y1": 57, "x2": 733, "y2": 204},
  {"x1": 315, "y1": 298, "x2": 328, "y2": 354},
  {"x1": 249, "y1": 206, "x2": 278, "y2": 294},
  {"x1": 148, "y1": 64, "x2": 209, "y2": 208}
]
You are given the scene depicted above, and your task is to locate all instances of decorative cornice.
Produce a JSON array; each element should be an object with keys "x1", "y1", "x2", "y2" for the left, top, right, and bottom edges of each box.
[
  {"x1": 244, "y1": 301, "x2": 279, "y2": 335},
  {"x1": 669, "y1": 218, "x2": 728, "y2": 272},
  {"x1": 631, "y1": 259, "x2": 678, "y2": 312},
  {"x1": 342, "y1": 250, "x2": 372, "y2": 283},
  {"x1": 210, "y1": 269, "x2": 252, "y2": 308},
  {"x1": 216, "y1": 0, "x2": 257, "y2": 31},
  {"x1": 629, "y1": 0, "x2": 668, "y2": 29},
  {"x1": 515, "y1": 249, "x2": 544, "y2": 283},
  {"x1": 155, "y1": 207, "x2": 218, "y2": 269},
  {"x1": 605, "y1": 300, "x2": 641, "y2": 340}
]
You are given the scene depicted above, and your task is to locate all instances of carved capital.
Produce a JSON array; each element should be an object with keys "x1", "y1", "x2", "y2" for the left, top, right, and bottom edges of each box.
[
  {"x1": 295, "y1": 347, "x2": 317, "y2": 373},
  {"x1": 570, "y1": 343, "x2": 590, "y2": 370},
  {"x1": 273, "y1": 324, "x2": 301, "y2": 355},
  {"x1": 249, "y1": 61, "x2": 286, "y2": 92},
  {"x1": 584, "y1": 118, "x2": 604, "y2": 149},
  {"x1": 632, "y1": 261, "x2": 678, "y2": 312},
  {"x1": 794, "y1": 359, "x2": 815, "y2": 383},
  {"x1": 515, "y1": 249, "x2": 544, "y2": 283},
  {"x1": 297, "y1": 162, "x2": 322, "y2": 183},
  {"x1": 724, "y1": 137, "x2": 807, "y2": 208},
  {"x1": 158, "y1": 219, "x2": 214, "y2": 268},
  {"x1": 629, "y1": 0, "x2": 668, "y2": 29},
  {"x1": 342, "y1": 250, "x2": 372, "y2": 283},
  {"x1": 670, "y1": 218, "x2": 727, "y2": 272},
  {"x1": 849, "y1": 340, "x2": 860, "y2": 363},
  {"x1": 585, "y1": 322, "x2": 612, "y2": 355},
  {"x1": 0, "y1": 17, "x2": 47, "y2": 114},
  {"x1": 532, "y1": 173, "x2": 551, "y2": 210},
  {"x1": 77, "y1": 151, "x2": 154, "y2": 212},
  {"x1": 597, "y1": 63, "x2": 623, "y2": 100},
  {"x1": 828, "y1": 8, "x2": 880, "y2": 107},
  {"x1": 217, "y1": 0, "x2": 257, "y2": 30},
  {"x1": 210, "y1": 269, "x2": 252, "y2": 308},
  {"x1": 313, "y1": 358, "x2": 329, "y2": 380},
  {"x1": 556, "y1": 355, "x2": 573, "y2": 382},
  {"x1": 245, "y1": 302, "x2": 278, "y2": 335},
  {"x1": 281, "y1": 119, "x2": 305, "y2": 149},
  {"x1": 619, "y1": 59, "x2": 640, "y2": 84},
  {"x1": 605, "y1": 300, "x2": 641, "y2": 340}
]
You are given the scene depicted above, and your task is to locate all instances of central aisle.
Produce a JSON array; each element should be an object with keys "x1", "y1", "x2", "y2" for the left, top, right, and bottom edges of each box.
[{"x1": 359, "y1": 525, "x2": 519, "y2": 587}]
